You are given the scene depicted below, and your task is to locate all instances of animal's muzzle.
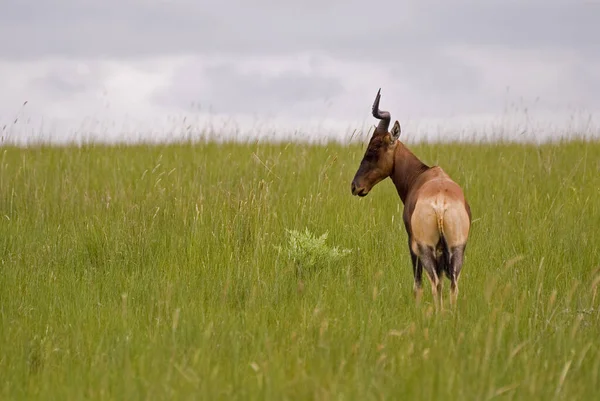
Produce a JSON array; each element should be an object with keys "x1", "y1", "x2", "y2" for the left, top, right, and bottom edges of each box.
[{"x1": 351, "y1": 181, "x2": 368, "y2": 197}]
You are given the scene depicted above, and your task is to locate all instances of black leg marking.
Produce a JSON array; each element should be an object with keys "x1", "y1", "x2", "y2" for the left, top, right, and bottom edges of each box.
[
  {"x1": 409, "y1": 238, "x2": 422, "y2": 283},
  {"x1": 448, "y1": 245, "x2": 466, "y2": 304},
  {"x1": 417, "y1": 243, "x2": 443, "y2": 309},
  {"x1": 409, "y1": 237, "x2": 423, "y2": 299}
]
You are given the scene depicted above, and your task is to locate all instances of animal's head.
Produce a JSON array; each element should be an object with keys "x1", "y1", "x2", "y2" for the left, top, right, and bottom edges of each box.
[{"x1": 351, "y1": 89, "x2": 401, "y2": 197}]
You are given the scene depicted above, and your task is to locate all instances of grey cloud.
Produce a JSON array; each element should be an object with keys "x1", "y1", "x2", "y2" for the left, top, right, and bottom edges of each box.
[
  {"x1": 153, "y1": 61, "x2": 344, "y2": 115},
  {"x1": 2, "y1": 0, "x2": 598, "y2": 140},
  {"x1": 391, "y1": 51, "x2": 483, "y2": 94},
  {"x1": 568, "y1": 63, "x2": 600, "y2": 109},
  {"x1": 385, "y1": 51, "x2": 490, "y2": 116},
  {"x1": 420, "y1": 3, "x2": 598, "y2": 51},
  {"x1": 30, "y1": 63, "x2": 103, "y2": 99},
  {"x1": 1, "y1": 1, "x2": 597, "y2": 61}
]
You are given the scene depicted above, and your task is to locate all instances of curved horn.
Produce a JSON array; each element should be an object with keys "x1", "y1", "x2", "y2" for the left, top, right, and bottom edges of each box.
[{"x1": 371, "y1": 88, "x2": 391, "y2": 132}]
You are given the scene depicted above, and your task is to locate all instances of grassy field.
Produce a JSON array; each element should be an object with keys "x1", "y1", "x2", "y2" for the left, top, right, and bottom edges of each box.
[{"x1": 1, "y1": 138, "x2": 599, "y2": 400}]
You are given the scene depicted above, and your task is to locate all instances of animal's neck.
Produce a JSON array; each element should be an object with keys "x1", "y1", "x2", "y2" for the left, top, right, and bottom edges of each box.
[{"x1": 390, "y1": 142, "x2": 429, "y2": 204}]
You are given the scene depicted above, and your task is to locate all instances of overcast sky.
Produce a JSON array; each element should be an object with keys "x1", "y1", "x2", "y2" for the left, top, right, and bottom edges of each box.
[{"x1": 1, "y1": 0, "x2": 599, "y2": 145}]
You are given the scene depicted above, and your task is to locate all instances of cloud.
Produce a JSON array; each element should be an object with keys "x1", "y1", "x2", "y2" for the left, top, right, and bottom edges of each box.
[
  {"x1": 1, "y1": 1, "x2": 597, "y2": 61},
  {"x1": 152, "y1": 58, "x2": 345, "y2": 117},
  {"x1": 0, "y1": 1, "x2": 598, "y2": 145},
  {"x1": 29, "y1": 61, "x2": 106, "y2": 100}
]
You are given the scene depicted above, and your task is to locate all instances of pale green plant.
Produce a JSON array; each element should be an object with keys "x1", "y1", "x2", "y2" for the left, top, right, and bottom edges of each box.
[{"x1": 276, "y1": 228, "x2": 351, "y2": 276}]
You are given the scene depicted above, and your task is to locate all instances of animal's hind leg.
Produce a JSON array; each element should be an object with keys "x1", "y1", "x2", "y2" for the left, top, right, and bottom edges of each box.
[
  {"x1": 448, "y1": 245, "x2": 466, "y2": 306},
  {"x1": 435, "y1": 240, "x2": 447, "y2": 306},
  {"x1": 417, "y1": 243, "x2": 443, "y2": 310},
  {"x1": 409, "y1": 237, "x2": 423, "y2": 304}
]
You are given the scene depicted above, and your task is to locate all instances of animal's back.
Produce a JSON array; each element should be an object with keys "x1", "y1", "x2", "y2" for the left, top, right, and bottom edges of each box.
[{"x1": 408, "y1": 167, "x2": 471, "y2": 252}]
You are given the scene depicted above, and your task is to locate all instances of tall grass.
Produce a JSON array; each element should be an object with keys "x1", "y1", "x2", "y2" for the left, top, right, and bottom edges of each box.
[{"x1": 1, "y1": 138, "x2": 599, "y2": 400}]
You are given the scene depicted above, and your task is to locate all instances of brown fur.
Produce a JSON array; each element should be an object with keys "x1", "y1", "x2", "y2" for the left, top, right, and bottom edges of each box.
[{"x1": 351, "y1": 90, "x2": 472, "y2": 309}]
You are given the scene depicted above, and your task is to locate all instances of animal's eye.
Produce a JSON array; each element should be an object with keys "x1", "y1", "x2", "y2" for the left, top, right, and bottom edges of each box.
[{"x1": 364, "y1": 148, "x2": 380, "y2": 162}]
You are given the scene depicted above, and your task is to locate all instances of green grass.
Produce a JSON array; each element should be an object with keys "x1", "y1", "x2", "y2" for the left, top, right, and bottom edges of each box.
[{"x1": 1, "y1": 138, "x2": 599, "y2": 400}]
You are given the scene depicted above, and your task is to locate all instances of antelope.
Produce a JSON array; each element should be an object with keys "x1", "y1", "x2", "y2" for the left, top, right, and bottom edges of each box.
[{"x1": 350, "y1": 89, "x2": 472, "y2": 309}]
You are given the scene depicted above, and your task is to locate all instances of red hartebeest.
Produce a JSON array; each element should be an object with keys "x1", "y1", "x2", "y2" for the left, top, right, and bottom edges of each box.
[{"x1": 351, "y1": 89, "x2": 472, "y2": 309}]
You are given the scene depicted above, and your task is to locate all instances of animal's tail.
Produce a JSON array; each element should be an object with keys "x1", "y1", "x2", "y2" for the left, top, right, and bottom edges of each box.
[{"x1": 437, "y1": 211, "x2": 451, "y2": 278}]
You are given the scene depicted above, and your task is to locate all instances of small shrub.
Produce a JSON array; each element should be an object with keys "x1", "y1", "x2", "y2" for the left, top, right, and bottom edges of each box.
[{"x1": 276, "y1": 228, "x2": 351, "y2": 276}]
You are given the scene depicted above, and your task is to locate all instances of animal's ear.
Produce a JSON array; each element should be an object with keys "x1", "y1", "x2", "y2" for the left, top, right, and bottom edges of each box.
[{"x1": 390, "y1": 120, "x2": 401, "y2": 141}]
